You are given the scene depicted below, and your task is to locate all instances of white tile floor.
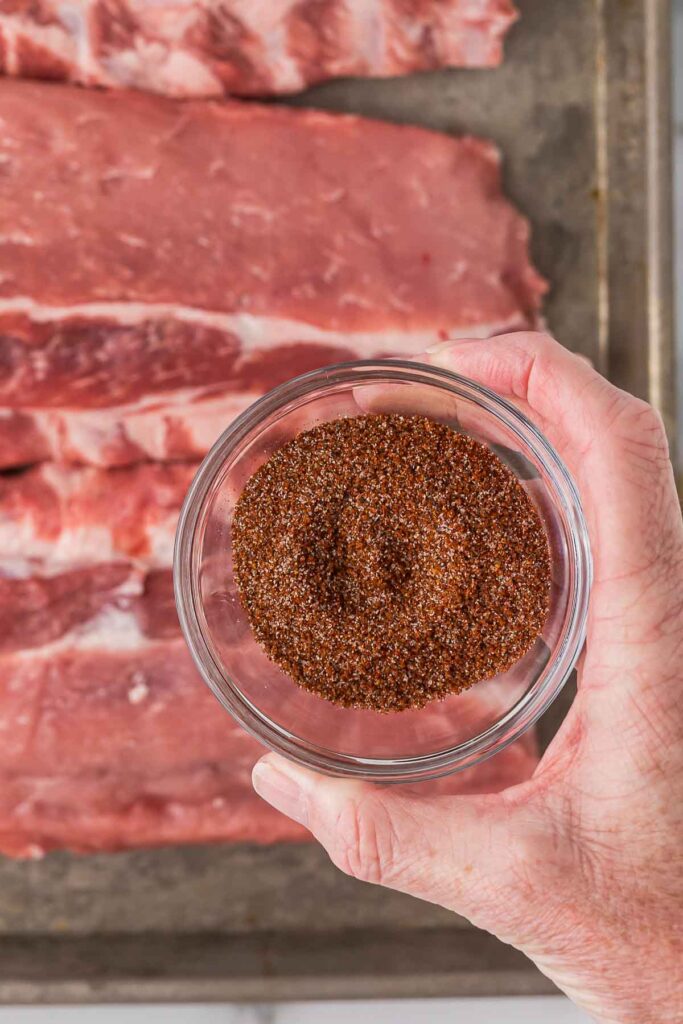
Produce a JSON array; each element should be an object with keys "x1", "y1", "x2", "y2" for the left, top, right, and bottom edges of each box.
[
  {"x1": 2, "y1": 9, "x2": 680, "y2": 1024},
  {"x1": 0, "y1": 999, "x2": 594, "y2": 1023}
]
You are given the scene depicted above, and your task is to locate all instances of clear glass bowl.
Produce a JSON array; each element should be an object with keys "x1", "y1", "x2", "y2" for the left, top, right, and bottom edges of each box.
[{"x1": 174, "y1": 360, "x2": 592, "y2": 784}]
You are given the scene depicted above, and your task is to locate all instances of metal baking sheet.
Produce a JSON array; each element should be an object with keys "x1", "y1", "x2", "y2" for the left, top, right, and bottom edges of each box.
[{"x1": 0, "y1": 0, "x2": 674, "y2": 1004}]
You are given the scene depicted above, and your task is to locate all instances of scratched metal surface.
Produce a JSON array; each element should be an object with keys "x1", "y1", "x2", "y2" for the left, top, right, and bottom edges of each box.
[{"x1": 0, "y1": 0, "x2": 674, "y2": 1004}]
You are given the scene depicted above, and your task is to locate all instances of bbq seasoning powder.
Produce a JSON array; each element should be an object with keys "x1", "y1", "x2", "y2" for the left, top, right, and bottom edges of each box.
[{"x1": 232, "y1": 414, "x2": 551, "y2": 712}]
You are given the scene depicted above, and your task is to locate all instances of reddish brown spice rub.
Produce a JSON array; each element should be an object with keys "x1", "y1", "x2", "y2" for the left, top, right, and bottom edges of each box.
[{"x1": 232, "y1": 414, "x2": 551, "y2": 712}]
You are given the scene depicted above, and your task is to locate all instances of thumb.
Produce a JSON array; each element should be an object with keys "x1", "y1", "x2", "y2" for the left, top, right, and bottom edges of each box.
[{"x1": 252, "y1": 753, "x2": 526, "y2": 927}]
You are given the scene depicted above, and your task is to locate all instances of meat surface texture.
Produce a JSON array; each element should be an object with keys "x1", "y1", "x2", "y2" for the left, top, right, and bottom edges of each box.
[
  {"x1": 0, "y1": 461, "x2": 194, "y2": 573},
  {"x1": 0, "y1": 80, "x2": 546, "y2": 468},
  {"x1": 0, "y1": 464, "x2": 539, "y2": 857},
  {"x1": 0, "y1": 628, "x2": 310, "y2": 856},
  {"x1": 0, "y1": 616, "x2": 538, "y2": 857},
  {"x1": 0, "y1": 0, "x2": 518, "y2": 99},
  {"x1": 0, "y1": 464, "x2": 307, "y2": 854}
]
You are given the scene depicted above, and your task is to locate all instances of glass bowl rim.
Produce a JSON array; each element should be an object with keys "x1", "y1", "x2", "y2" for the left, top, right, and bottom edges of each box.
[{"x1": 174, "y1": 358, "x2": 593, "y2": 783}]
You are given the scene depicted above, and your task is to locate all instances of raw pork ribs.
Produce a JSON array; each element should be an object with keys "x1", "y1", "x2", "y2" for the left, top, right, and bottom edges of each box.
[
  {"x1": 0, "y1": 80, "x2": 545, "y2": 469},
  {"x1": 0, "y1": 462, "x2": 539, "y2": 855},
  {"x1": 0, "y1": 76, "x2": 545, "y2": 856},
  {"x1": 0, "y1": 0, "x2": 518, "y2": 98}
]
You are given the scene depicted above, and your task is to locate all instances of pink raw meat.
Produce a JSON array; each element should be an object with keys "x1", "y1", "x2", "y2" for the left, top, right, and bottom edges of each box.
[
  {"x1": 0, "y1": 570, "x2": 538, "y2": 857},
  {"x1": 0, "y1": 70, "x2": 546, "y2": 858},
  {"x1": 0, "y1": 632, "x2": 309, "y2": 857},
  {"x1": 0, "y1": 562, "x2": 183, "y2": 651},
  {"x1": 0, "y1": 636, "x2": 538, "y2": 857},
  {"x1": 0, "y1": 80, "x2": 546, "y2": 468},
  {"x1": 0, "y1": 458, "x2": 539, "y2": 857},
  {"x1": 0, "y1": 462, "x2": 195, "y2": 570},
  {"x1": 0, "y1": 0, "x2": 518, "y2": 99}
]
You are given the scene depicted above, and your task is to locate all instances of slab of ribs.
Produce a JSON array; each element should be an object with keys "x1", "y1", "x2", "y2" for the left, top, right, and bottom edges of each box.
[{"x1": 0, "y1": 0, "x2": 518, "y2": 97}]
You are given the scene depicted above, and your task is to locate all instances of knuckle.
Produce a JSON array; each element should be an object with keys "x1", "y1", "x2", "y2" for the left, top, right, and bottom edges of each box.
[
  {"x1": 510, "y1": 331, "x2": 558, "y2": 368},
  {"x1": 611, "y1": 394, "x2": 669, "y2": 454},
  {"x1": 332, "y1": 794, "x2": 402, "y2": 886}
]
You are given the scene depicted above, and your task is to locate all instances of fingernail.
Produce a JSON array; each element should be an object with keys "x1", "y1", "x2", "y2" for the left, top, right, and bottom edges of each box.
[
  {"x1": 252, "y1": 758, "x2": 309, "y2": 827},
  {"x1": 425, "y1": 337, "x2": 478, "y2": 355},
  {"x1": 425, "y1": 339, "x2": 454, "y2": 355}
]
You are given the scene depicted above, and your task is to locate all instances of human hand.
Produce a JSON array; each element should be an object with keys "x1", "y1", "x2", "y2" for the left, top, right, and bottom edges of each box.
[{"x1": 252, "y1": 332, "x2": 683, "y2": 1024}]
